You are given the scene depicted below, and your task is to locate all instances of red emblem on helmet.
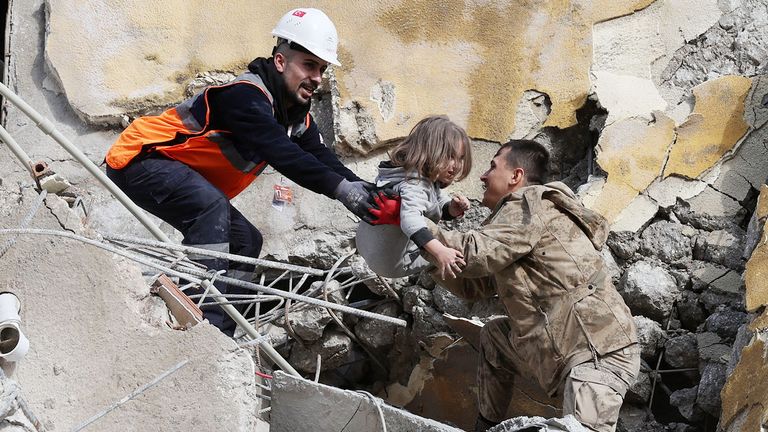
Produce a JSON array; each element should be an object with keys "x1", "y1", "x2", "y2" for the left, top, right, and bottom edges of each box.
[{"x1": 292, "y1": 10, "x2": 306, "y2": 17}]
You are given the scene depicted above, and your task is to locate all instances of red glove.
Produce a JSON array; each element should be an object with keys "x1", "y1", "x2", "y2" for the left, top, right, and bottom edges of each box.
[{"x1": 368, "y1": 190, "x2": 401, "y2": 225}]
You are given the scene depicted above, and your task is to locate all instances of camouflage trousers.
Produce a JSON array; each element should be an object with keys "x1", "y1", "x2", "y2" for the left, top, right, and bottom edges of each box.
[{"x1": 477, "y1": 317, "x2": 640, "y2": 432}]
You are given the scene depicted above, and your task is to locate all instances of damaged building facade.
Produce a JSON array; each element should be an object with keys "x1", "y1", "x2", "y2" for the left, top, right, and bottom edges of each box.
[{"x1": 1, "y1": 0, "x2": 767, "y2": 430}]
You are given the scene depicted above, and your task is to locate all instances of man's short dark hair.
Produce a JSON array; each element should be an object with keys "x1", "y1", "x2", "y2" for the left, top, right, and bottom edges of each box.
[
  {"x1": 272, "y1": 38, "x2": 313, "y2": 59},
  {"x1": 499, "y1": 139, "x2": 550, "y2": 185}
]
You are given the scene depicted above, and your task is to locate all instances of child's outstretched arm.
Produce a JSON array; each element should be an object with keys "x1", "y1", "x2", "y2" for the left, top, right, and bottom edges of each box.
[{"x1": 423, "y1": 239, "x2": 466, "y2": 279}]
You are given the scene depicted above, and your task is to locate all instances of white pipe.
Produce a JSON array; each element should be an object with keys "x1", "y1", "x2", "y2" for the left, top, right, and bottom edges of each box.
[
  {"x1": 0, "y1": 292, "x2": 29, "y2": 362},
  {"x1": 0, "y1": 123, "x2": 34, "y2": 177},
  {"x1": 0, "y1": 81, "x2": 170, "y2": 243}
]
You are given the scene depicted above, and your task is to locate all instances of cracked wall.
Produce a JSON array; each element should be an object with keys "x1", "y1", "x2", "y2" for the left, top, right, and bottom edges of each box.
[
  {"x1": 4, "y1": 0, "x2": 768, "y2": 429},
  {"x1": 44, "y1": 0, "x2": 655, "y2": 149}
]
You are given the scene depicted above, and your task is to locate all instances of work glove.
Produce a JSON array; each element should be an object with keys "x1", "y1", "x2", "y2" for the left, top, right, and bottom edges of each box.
[
  {"x1": 334, "y1": 179, "x2": 377, "y2": 223},
  {"x1": 368, "y1": 189, "x2": 401, "y2": 225}
]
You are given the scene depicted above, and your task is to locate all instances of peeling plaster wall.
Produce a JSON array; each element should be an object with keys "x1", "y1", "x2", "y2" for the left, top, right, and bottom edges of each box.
[{"x1": 43, "y1": 0, "x2": 656, "y2": 146}]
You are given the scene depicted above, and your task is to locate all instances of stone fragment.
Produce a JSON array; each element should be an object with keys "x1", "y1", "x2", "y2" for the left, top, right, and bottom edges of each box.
[
  {"x1": 726, "y1": 324, "x2": 752, "y2": 376},
  {"x1": 696, "y1": 362, "x2": 728, "y2": 417},
  {"x1": 634, "y1": 316, "x2": 667, "y2": 362},
  {"x1": 354, "y1": 302, "x2": 400, "y2": 349},
  {"x1": 624, "y1": 371, "x2": 651, "y2": 405},
  {"x1": 677, "y1": 291, "x2": 707, "y2": 331},
  {"x1": 703, "y1": 307, "x2": 747, "y2": 342},
  {"x1": 606, "y1": 231, "x2": 640, "y2": 261},
  {"x1": 411, "y1": 305, "x2": 451, "y2": 344},
  {"x1": 402, "y1": 285, "x2": 433, "y2": 314},
  {"x1": 698, "y1": 270, "x2": 745, "y2": 313},
  {"x1": 284, "y1": 304, "x2": 333, "y2": 343},
  {"x1": 689, "y1": 262, "x2": 729, "y2": 293},
  {"x1": 432, "y1": 286, "x2": 470, "y2": 317},
  {"x1": 611, "y1": 194, "x2": 660, "y2": 233},
  {"x1": 289, "y1": 330, "x2": 355, "y2": 373},
  {"x1": 673, "y1": 188, "x2": 747, "y2": 231},
  {"x1": 693, "y1": 228, "x2": 746, "y2": 270},
  {"x1": 639, "y1": 221, "x2": 692, "y2": 262},
  {"x1": 349, "y1": 255, "x2": 404, "y2": 297},
  {"x1": 618, "y1": 261, "x2": 680, "y2": 321},
  {"x1": 669, "y1": 386, "x2": 703, "y2": 423},
  {"x1": 696, "y1": 332, "x2": 731, "y2": 365},
  {"x1": 664, "y1": 333, "x2": 698, "y2": 369}
]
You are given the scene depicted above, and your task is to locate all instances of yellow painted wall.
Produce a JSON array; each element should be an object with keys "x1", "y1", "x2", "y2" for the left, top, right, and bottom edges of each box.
[{"x1": 46, "y1": 0, "x2": 653, "y2": 143}]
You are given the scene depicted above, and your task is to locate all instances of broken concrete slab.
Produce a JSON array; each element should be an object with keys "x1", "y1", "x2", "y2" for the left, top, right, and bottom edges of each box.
[
  {"x1": 592, "y1": 113, "x2": 675, "y2": 224},
  {"x1": 0, "y1": 203, "x2": 261, "y2": 431},
  {"x1": 270, "y1": 371, "x2": 463, "y2": 432},
  {"x1": 693, "y1": 228, "x2": 747, "y2": 271},
  {"x1": 673, "y1": 186, "x2": 747, "y2": 230},
  {"x1": 664, "y1": 76, "x2": 752, "y2": 180},
  {"x1": 591, "y1": 72, "x2": 668, "y2": 125}
]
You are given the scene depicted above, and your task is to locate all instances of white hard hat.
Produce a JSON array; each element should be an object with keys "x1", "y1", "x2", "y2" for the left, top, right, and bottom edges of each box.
[{"x1": 272, "y1": 8, "x2": 341, "y2": 66}]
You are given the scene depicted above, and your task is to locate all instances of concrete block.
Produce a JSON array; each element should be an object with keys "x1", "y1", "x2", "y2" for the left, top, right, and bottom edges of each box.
[{"x1": 270, "y1": 371, "x2": 462, "y2": 432}]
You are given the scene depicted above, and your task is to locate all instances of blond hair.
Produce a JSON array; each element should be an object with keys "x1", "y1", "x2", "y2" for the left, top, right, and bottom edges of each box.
[{"x1": 389, "y1": 115, "x2": 472, "y2": 182}]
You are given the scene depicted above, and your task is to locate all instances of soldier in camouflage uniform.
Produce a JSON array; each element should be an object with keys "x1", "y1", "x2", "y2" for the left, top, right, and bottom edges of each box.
[{"x1": 427, "y1": 140, "x2": 640, "y2": 432}]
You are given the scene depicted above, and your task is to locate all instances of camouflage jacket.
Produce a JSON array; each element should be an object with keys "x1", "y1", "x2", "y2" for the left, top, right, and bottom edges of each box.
[{"x1": 429, "y1": 182, "x2": 637, "y2": 395}]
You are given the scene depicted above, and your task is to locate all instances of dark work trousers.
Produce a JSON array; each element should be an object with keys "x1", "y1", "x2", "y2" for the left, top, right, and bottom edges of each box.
[{"x1": 106, "y1": 155, "x2": 263, "y2": 336}]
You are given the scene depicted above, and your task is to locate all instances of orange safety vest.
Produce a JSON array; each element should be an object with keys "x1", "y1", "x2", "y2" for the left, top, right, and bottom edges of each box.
[{"x1": 105, "y1": 73, "x2": 310, "y2": 199}]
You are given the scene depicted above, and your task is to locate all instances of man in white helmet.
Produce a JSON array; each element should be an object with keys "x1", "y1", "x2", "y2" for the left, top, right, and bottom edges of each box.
[{"x1": 104, "y1": 8, "x2": 399, "y2": 336}]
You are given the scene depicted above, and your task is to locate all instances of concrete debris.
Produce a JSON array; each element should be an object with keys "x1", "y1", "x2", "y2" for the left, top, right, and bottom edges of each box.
[
  {"x1": 696, "y1": 362, "x2": 728, "y2": 417},
  {"x1": 673, "y1": 188, "x2": 747, "y2": 231},
  {"x1": 703, "y1": 307, "x2": 747, "y2": 341},
  {"x1": 693, "y1": 228, "x2": 747, "y2": 271},
  {"x1": 624, "y1": 371, "x2": 651, "y2": 405},
  {"x1": 289, "y1": 329, "x2": 354, "y2": 374},
  {"x1": 489, "y1": 414, "x2": 588, "y2": 432},
  {"x1": 618, "y1": 261, "x2": 680, "y2": 321},
  {"x1": 669, "y1": 386, "x2": 703, "y2": 422},
  {"x1": 349, "y1": 254, "x2": 406, "y2": 298},
  {"x1": 664, "y1": 333, "x2": 699, "y2": 369},
  {"x1": 639, "y1": 221, "x2": 693, "y2": 263},
  {"x1": 676, "y1": 291, "x2": 706, "y2": 331},
  {"x1": 270, "y1": 371, "x2": 463, "y2": 432},
  {"x1": 354, "y1": 302, "x2": 400, "y2": 349},
  {"x1": 696, "y1": 333, "x2": 731, "y2": 365},
  {"x1": 431, "y1": 285, "x2": 470, "y2": 318},
  {"x1": 634, "y1": 316, "x2": 667, "y2": 362}
]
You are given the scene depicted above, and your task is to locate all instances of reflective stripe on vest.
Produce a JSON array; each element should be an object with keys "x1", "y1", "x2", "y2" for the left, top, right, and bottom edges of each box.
[{"x1": 105, "y1": 72, "x2": 310, "y2": 199}]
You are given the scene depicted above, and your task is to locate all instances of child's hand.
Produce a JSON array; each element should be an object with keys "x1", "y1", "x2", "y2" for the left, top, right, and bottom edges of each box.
[
  {"x1": 448, "y1": 195, "x2": 471, "y2": 218},
  {"x1": 425, "y1": 240, "x2": 466, "y2": 279}
]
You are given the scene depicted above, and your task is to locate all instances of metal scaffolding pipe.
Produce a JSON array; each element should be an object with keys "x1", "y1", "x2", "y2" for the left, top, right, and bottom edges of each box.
[{"x1": 0, "y1": 81, "x2": 169, "y2": 243}]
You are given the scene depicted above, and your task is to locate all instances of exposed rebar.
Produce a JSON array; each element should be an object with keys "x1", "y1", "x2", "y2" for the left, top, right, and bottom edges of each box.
[
  {"x1": 0, "y1": 229, "x2": 408, "y2": 328},
  {"x1": 71, "y1": 360, "x2": 189, "y2": 431}
]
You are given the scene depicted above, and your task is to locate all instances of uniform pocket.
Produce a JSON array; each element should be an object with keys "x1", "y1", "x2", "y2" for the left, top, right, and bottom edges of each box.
[{"x1": 563, "y1": 365, "x2": 625, "y2": 432}]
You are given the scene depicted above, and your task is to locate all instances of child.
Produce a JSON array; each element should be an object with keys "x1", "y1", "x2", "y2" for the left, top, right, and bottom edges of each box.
[{"x1": 356, "y1": 115, "x2": 473, "y2": 279}]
